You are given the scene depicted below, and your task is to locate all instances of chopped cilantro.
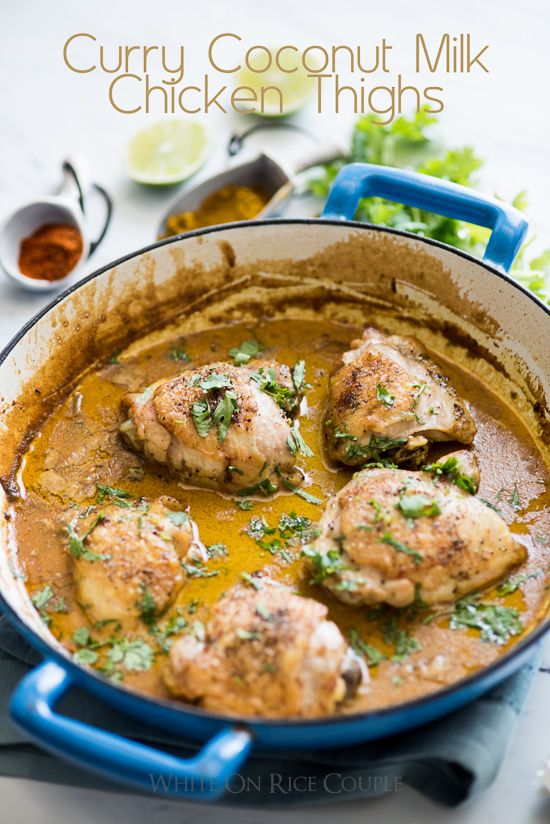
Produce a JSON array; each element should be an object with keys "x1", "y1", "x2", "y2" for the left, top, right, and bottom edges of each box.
[
  {"x1": 74, "y1": 648, "x2": 99, "y2": 666},
  {"x1": 250, "y1": 366, "x2": 298, "y2": 415},
  {"x1": 169, "y1": 340, "x2": 191, "y2": 363},
  {"x1": 107, "y1": 638, "x2": 154, "y2": 672},
  {"x1": 508, "y1": 483, "x2": 523, "y2": 512},
  {"x1": 212, "y1": 389, "x2": 238, "y2": 442},
  {"x1": 422, "y1": 457, "x2": 477, "y2": 494},
  {"x1": 292, "y1": 359, "x2": 307, "y2": 393},
  {"x1": 237, "y1": 478, "x2": 278, "y2": 497},
  {"x1": 496, "y1": 569, "x2": 543, "y2": 596},
  {"x1": 450, "y1": 597, "x2": 522, "y2": 644},
  {"x1": 302, "y1": 545, "x2": 346, "y2": 583},
  {"x1": 206, "y1": 543, "x2": 228, "y2": 558},
  {"x1": 136, "y1": 585, "x2": 157, "y2": 625},
  {"x1": 72, "y1": 627, "x2": 92, "y2": 647},
  {"x1": 229, "y1": 339, "x2": 263, "y2": 366},
  {"x1": 397, "y1": 493, "x2": 441, "y2": 519},
  {"x1": 167, "y1": 511, "x2": 190, "y2": 526},
  {"x1": 382, "y1": 616, "x2": 422, "y2": 660},
  {"x1": 65, "y1": 516, "x2": 108, "y2": 562},
  {"x1": 381, "y1": 532, "x2": 424, "y2": 565},
  {"x1": 286, "y1": 421, "x2": 314, "y2": 458},
  {"x1": 190, "y1": 399, "x2": 212, "y2": 438},
  {"x1": 280, "y1": 478, "x2": 322, "y2": 505},
  {"x1": 236, "y1": 499, "x2": 254, "y2": 511},
  {"x1": 376, "y1": 384, "x2": 395, "y2": 407},
  {"x1": 349, "y1": 628, "x2": 386, "y2": 666},
  {"x1": 96, "y1": 484, "x2": 134, "y2": 507},
  {"x1": 199, "y1": 372, "x2": 232, "y2": 391}
]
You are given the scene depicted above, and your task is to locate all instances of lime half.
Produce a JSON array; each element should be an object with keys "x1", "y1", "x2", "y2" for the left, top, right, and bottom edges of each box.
[
  {"x1": 236, "y1": 48, "x2": 317, "y2": 117},
  {"x1": 127, "y1": 119, "x2": 210, "y2": 185}
]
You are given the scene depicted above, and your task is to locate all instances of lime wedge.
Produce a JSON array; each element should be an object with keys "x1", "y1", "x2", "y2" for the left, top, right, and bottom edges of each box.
[
  {"x1": 236, "y1": 48, "x2": 317, "y2": 117},
  {"x1": 127, "y1": 119, "x2": 210, "y2": 185}
]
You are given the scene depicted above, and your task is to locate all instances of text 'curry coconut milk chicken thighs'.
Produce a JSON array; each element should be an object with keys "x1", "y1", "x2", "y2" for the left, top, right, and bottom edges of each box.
[
  {"x1": 304, "y1": 464, "x2": 526, "y2": 608},
  {"x1": 325, "y1": 328, "x2": 477, "y2": 466},
  {"x1": 165, "y1": 582, "x2": 365, "y2": 718},
  {"x1": 120, "y1": 361, "x2": 304, "y2": 493}
]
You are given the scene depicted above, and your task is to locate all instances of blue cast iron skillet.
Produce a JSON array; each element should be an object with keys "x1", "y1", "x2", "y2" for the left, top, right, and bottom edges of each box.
[{"x1": 1, "y1": 164, "x2": 548, "y2": 801}]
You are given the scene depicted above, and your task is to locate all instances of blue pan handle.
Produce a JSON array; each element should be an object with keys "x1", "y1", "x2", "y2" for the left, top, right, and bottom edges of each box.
[
  {"x1": 321, "y1": 163, "x2": 528, "y2": 272},
  {"x1": 10, "y1": 659, "x2": 252, "y2": 800}
]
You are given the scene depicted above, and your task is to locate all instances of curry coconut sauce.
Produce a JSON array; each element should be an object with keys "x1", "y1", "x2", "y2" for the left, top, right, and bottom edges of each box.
[{"x1": 7, "y1": 310, "x2": 550, "y2": 717}]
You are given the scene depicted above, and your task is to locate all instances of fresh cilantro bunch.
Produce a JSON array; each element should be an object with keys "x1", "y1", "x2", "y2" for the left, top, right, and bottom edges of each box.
[{"x1": 309, "y1": 110, "x2": 549, "y2": 305}]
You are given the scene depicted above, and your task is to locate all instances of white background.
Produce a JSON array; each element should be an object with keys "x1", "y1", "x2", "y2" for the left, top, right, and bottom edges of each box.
[{"x1": 0, "y1": 0, "x2": 549, "y2": 821}]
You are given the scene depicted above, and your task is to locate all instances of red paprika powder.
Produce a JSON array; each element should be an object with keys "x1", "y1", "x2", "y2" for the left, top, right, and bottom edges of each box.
[{"x1": 18, "y1": 223, "x2": 83, "y2": 281}]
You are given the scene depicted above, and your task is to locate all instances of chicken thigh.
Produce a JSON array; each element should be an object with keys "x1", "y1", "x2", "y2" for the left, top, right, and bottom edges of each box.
[
  {"x1": 303, "y1": 463, "x2": 526, "y2": 608},
  {"x1": 120, "y1": 362, "x2": 303, "y2": 494},
  {"x1": 164, "y1": 581, "x2": 365, "y2": 718},
  {"x1": 325, "y1": 328, "x2": 476, "y2": 467},
  {"x1": 72, "y1": 497, "x2": 195, "y2": 632}
]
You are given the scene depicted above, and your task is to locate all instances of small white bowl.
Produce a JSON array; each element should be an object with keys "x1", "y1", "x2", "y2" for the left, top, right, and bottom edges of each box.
[{"x1": 0, "y1": 197, "x2": 89, "y2": 292}]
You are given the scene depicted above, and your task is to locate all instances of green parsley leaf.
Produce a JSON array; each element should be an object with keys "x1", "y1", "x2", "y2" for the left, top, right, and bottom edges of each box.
[
  {"x1": 349, "y1": 628, "x2": 386, "y2": 667},
  {"x1": 496, "y1": 569, "x2": 543, "y2": 596},
  {"x1": 450, "y1": 598, "x2": 522, "y2": 644},
  {"x1": 286, "y1": 421, "x2": 314, "y2": 458},
  {"x1": 397, "y1": 493, "x2": 441, "y2": 519},
  {"x1": 167, "y1": 511, "x2": 190, "y2": 526},
  {"x1": 65, "y1": 516, "x2": 108, "y2": 562},
  {"x1": 206, "y1": 543, "x2": 228, "y2": 558},
  {"x1": 236, "y1": 499, "x2": 254, "y2": 511},
  {"x1": 381, "y1": 532, "x2": 424, "y2": 565},
  {"x1": 31, "y1": 585, "x2": 54, "y2": 611},
  {"x1": 169, "y1": 340, "x2": 191, "y2": 363},
  {"x1": 229, "y1": 339, "x2": 263, "y2": 366},
  {"x1": 280, "y1": 478, "x2": 322, "y2": 505},
  {"x1": 190, "y1": 399, "x2": 212, "y2": 438},
  {"x1": 74, "y1": 648, "x2": 99, "y2": 666},
  {"x1": 508, "y1": 483, "x2": 523, "y2": 512},
  {"x1": 422, "y1": 457, "x2": 477, "y2": 494},
  {"x1": 72, "y1": 627, "x2": 91, "y2": 647},
  {"x1": 250, "y1": 367, "x2": 298, "y2": 415},
  {"x1": 96, "y1": 484, "x2": 133, "y2": 507},
  {"x1": 136, "y1": 585, "x2": 157, "y2": 626},
  {"x1": 212, "y1": 389, "x2": 238, "y2": 442},
  {"x1": 302, "y1": 545, "x2": 346, "y2": 583},
  {"x1": 376, "y1": 384, "x2": 395, "y2": 407},
  {"x1": 292, "y1": 359, "x2": 306, "y2": 393},
  {"x1": 237, "y1": 478, "x2": 278, "y2": 497},
  {"x1": 199, "y1": 372, "x2": 232, "y2": 391}
]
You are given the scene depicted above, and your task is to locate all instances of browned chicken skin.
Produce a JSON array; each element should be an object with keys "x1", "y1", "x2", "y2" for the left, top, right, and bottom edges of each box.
[
  {"x1": 325, "y1": 328, "x2": 477, "y2": 467},
  {"x1": 304, "y1": 464, "x2": 526, "y2": 608},
  {"x1": 164, "y1": 582, "x2": 365, "y2": 718},
  {"x1": 72, "y1": 497, "x2": 195, "y2": 632},
  {"x1": 120, "y1": 361, "x2": 303, "y2": 493}
]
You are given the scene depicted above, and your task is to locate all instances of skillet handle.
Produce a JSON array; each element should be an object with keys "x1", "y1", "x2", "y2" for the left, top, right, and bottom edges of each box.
[
  {"x1": 10, "y1": 659, "x2": 252, "y2": 801},
  {"x1": 321, "y1": 162, "x2": 528, "y2": 272}
]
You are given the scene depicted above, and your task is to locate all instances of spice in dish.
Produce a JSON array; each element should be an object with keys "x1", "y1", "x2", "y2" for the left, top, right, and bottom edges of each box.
[
  {"x1": 18, "y1": 222, "x2": 83, "y2": 281},
  {"x1": 162, "y1": 184, "x2": 269, "y2": 237}
]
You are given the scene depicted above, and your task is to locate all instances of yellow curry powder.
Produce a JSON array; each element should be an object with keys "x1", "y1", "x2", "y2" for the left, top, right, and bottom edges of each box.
[{"x1": 163, "y1": 184, "x2": 269, "y2": 237}]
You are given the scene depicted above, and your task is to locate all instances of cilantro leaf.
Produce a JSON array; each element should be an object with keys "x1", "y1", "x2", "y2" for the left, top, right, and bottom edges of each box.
[
  {"x1": 229, "y1": 339, "x2": 263, "y2": 366},
  {"x1": 381, "y1": 532, "x2": 424, "y2": 565},
  {"x1": 190, "y1": 399, "x2": 212, "y2": 438},
  {"x1": 376, "y1": 384, "x2": 395, "y2": 407}
]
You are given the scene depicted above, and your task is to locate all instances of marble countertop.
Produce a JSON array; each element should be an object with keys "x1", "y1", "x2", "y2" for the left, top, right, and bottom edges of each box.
[{"x1": 0, "y1": 0, "x2": 549, "y2": 821}]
